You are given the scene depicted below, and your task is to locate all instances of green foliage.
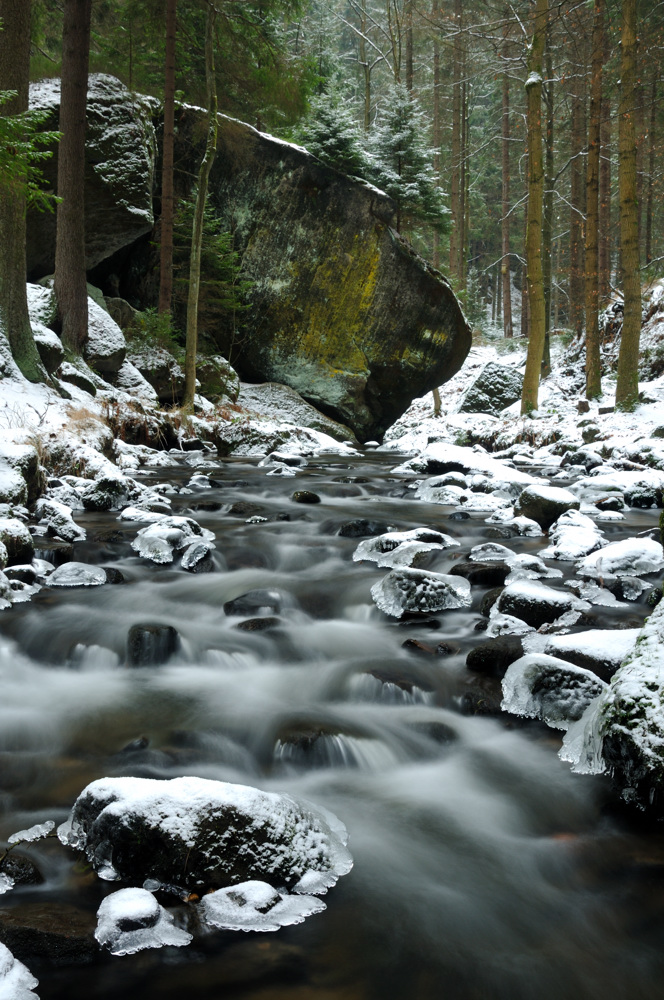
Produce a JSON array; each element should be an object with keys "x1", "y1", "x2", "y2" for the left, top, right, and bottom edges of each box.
[
  {"x1": 368, "y1": 85, "x2": 449, "y2": 233},
  {"x1": 172, "y1": 194, "x2": 252, "y2": 344},
  {"x1": 0, "y1": 92, "x2": 60, "y2": 212},
  {"x1": 294, "y1": 85, "x2": 370, "y2": 176},
  {"x1": 127, "y1": 307, "x2": 181, "y2": 356}
]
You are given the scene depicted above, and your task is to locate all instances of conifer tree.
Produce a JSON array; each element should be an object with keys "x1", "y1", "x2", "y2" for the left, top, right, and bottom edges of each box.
[{"x1": 295, "y1": 86, "x2": 370, "y2": 177}]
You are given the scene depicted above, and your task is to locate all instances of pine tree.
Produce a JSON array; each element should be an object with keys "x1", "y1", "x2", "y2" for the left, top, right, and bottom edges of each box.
[{"x1": 295, "y1": 87, "x2": 370, "y2": 177}]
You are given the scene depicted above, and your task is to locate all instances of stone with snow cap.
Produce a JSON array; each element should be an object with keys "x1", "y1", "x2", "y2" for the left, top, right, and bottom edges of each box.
[
  {"x1": 34, "y1": 498, "x2": 86, "y2": 542},
  {"x1": 353, "y1": 527, "x2": 458, "y2": 569},
  {"x1": 131, "y1": 515, "x2": 214, "y2": 564},
  {"x1": 49, "y1": 562, "x2": 108, "y2": 588},
  {"x1": 0, "y1": 942, "x2": 39, "y2": 999},
  {"x1": 496, "y1": 580, "x2": 587, "y2": 629},
  {"x1": 539, "y1": 509, "x2": 606, "y2": 561},
  {"x1": 58, "y1": 776, "x2": 353, "y2": 893},
  {"x1": 501, "y1": 653, "x2": 607, "y2": 730},
  {"x1": 396, "y1": 442, "x2": 542, "y2": 495},
  {"x1": 513, "y1": 484, "x2": 580, "y2": 530},
  {"x1": 199, "y1": 880, "x2": 326, "y2": 933},
  {"x1": 371, "y1": 568, "x2": 471, "y2": 618},
  {"x1": 576, "y1": 537, "x2": 664, "y2": 580},
  {"x1": 543, "y1": 628, "x2": 640, "y2": 681},
  {"x1": 0, "y1": 519, "x2": 33, "y2": 566},
  {"x1": 95, "y1": 887, "x2": 192, "y2": 955}
]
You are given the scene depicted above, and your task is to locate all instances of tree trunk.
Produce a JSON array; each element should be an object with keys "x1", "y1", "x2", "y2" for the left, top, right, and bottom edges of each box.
[
  {"x1": 449, "y1": 0, "x2": 462, "y2": 282},
  {"x1": 645, "y1": 68, "x2": 657, "y2": 265},
  {"x1": 158, "y1": 0, "x2": 177, "y2": 315},
  {"x1": 54, "y1": 0, "x2": 92, "y2": 355},
  {"x1": 0, "y1": 0, "x2": 45, "y2": 381},
  {"x1": 615, "y1": 0, "x2": 640, "y2": 411},
  {"x1": 182, "y1": 2, "x2": 218, "y2": 411},
  {"x1": 541, "y1": 28, "x2": 554, "y2": 377},
  {"x1": 585, "y1": 0, "x2": 603, "y2": 399},
  {"x1": 501, "y1": 10, "x2": 513, "y2": 338},
  {"x1": 432, "y1": 0, "x2": 441, "y2": 268},
  {"x1": 405, "y1": 0, "x2": 413, "y2": 92},
  {"x1": 598, "y1": 22, "x2": 611, "y2": 301},
  {"x1": 520, "y1": 205, "x2": 529, "y2": 339},
  {"x1": 520, "y1": 0, "x2": 548, "y2": 414},
  {"x1": 569, "y1": 49, "x2": 586, "y2": 338}
]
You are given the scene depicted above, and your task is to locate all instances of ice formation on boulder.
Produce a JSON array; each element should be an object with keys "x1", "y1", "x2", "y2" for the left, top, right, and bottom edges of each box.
[
  {"x1": 199, "y1": 880, "x2": 326, "y2": 933},
  {"x1": 49, "y1": 562, "x2": 107, "y2": 587},
  {"x1": 353, "y1": 527, "x2": 458, "y2": 569},
  {"x1": 576, "y1": 537, "x2": 664, "y2": 580},
  {"x1": 95, "y1": 887, "x2": 192, "y2": 955},
  {"x1": 0, "y1": 942, "x2": 38, "y2": 999},
  {"x1": 131, "y1": 516, "x2": 215, "y2": 564},
  {"x1": 539, "y1": 509, "x2": 606, "y2": 561},
  {"x1": 371, "y1": 568, "x2": 471, "y2": 617},
  {"x1": 502, "y1": 653, "x2": 607, "y2": 730}
]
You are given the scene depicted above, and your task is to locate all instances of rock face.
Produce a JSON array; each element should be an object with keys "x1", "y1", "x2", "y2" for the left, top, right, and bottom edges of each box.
[
  {"x1": 458, "y1": 362, "x2": 523, "y2": 415},
  {"x1": 26, "y1": 75, "x2": 157, "y2": 276}
]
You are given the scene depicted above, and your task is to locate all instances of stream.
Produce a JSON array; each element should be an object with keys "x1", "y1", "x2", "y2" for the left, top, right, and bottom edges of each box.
[{"x1": 2, "y1": 448, "x2": 664, "y2": 1000}]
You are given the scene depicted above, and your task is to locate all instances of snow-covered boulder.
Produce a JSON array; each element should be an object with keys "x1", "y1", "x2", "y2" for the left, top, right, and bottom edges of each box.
[
  {"x1": 0, "y1": 942, "x2": 39, "y2": 999},
  {"x1": 34, "y1": 498, "x2": 86, "y2": 542},
  {"x1": 458, "y1": 362, "x2": 523, "y2": 416},
  {"x1": 95, "y1": 887, "x2": 192, "y2": 955},
  {"x1": 200, "y1": 880, "x2": 326, "y2": 933},
  {"x1": 127, "y1": 346, "x2": 184, "y2": 405},
  {"x1": 496, "y1": 580, "x2": 587, "y2": 629},
  {"x1": 238, "y1": 382, "x2": 357, "y2": 444},
  {"x1": 576, "y1": 537, "x2": 664, "y2": 580},
  {"x1": 0, "y1": 442, "x2": 41, "y2": 503},
  {"x1": 513, "y1": 484, "x2": 580, "y2": 530},
  {"x1": 0, "y1": 518, "x2": 33, "y2": 566},
  {"x1": 371, "y1": 568, "x2": 471, "y2": 617},
  {"x1": 32, "y1": 321, "x2": 64, "y2": 373},
  {"x1": 0, "y1": 464, "x2": 27, "y2": 506},
  {"x1": 113, "y1": 359, "x2": 159, "y2": 404},
  {"x1": 539, "y1": 509, "x2": 606, "y2": 561},
  {"x1": 501, "y1": 653, "x2": 607, "y2": 730},
  {"x1": 49, "y1": 562, "x2": 107, "y2": 587},
  {"x1": 544, "y1": 628, "x2": 640, "y2": 681},
  {"x1": 131, "y1": 515, "x2": 214, "y2": 564},
  {"x1": 58, "y1": 776, "x2": 353, "y2": 892},
  {"x1": 353, "y1": 527, "x2": 458, "y2": 569},
  {"x1": 84, "y1": 298, "x2": 127, "y2": 375},
  {"x1": 395, "y1": 443, "x2": 541, "y2": 496}
]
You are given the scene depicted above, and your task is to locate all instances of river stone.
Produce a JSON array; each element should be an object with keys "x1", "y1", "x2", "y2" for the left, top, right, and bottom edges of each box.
[
  {"x1": 0, "y1": 902, "x2": 97, "y2": 967},
  {"x1": 49, "y1": 562, "x2": 107, "y2": 588},
  {"x1": 224, "y1": 590, "x2": 283, "y2": 616},
  {"x1": 371, "y1": 568, "x2": 471, "y2": 618},
  {"x1": 338, "y1": 518, "x2": 390, "y2": 538},
  {"x1": 292, "y1": 491, "x2": 321, "y2": 505},
  {"x1": 26, "y1": 75, "x2": 156, "y2": 275},
  {"x1": 238, "y1": 383, "x2": 357, "y2": 444},
  {"x1": 466, "y1": 635, "x2": 524, "y2": 678},
  {"x1": 513, "y1": 485, "x2": 580, "y2": 530},
  {"x1": 543, "y1": 628, "x2": 640, "y2": 682},
  {"x1": 57, "y1": 775, "x2": 353, "y2": 893},
  {"x1": 576, "y1": 537, "x2": 664, "y2": 580},
  {"x1": 496, "y1": 580, "x2": 579, "y2": 628},
  {"x1": 126, "y1": 624, "x2": 181, "y2": 667},
  {"x1": 0, "y1": 519, "x2": 34, "y2": 566},
  {"x1": 458, "y1": 362, "x2": 523, "y2": 416},
  {"x1": 501, "y1": 653, "x2": 607, "y2": 730},
  {"x1": 449, "y1": 560, "x2": 510, "y2": 587}
]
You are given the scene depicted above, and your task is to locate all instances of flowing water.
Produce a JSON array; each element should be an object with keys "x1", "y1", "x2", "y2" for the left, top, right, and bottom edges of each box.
[{"x1": 2, "y1": 449, "x2": 664, "y2": 1000}]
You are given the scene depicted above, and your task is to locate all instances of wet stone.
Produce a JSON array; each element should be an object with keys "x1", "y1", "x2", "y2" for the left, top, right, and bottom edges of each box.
[
  {"x1": 0, "y1": 902, "x2": 97, "y2": 967},
  {"x1": 234, "y1": 617, "x2": 282, "y2": 632},
  {"x1": 225, "y1": 501, "x2": 265, "y2": 518},
  {"x1": 466, "y1": 635, "x2": 525, "y2": 679},
  {"x1": 104, "y1": 567, "x2": 125, "y2": 584},
  {"x1": 1, "y1": 854, "x2": 44, "y2": 887},
  {"x1": 126, "y1": 623, "x2": 181, "y2": 667},
  {"x1": 224, "y1": 590, "x2": 283, "y2": 617},
  {"x1": 402, "y1": 639, "x2": 437, "y2": 656},
  {"x1": 291, "y1": 491, "x2": 321, "y2": 504},
  {"x1": 449, "y1": 560, "x2": 510, "y2": 587},
  {"x1": 338, "y1": 518, "x2": 390, "y2": 538},
  {"x1": 480, "y1": 587, "x2": 504, "y2": 617}
]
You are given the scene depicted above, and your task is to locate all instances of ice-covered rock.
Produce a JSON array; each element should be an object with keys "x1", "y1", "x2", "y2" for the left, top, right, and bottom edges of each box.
[
  {"x1": 131, "y1": 516, "x2": 214, "y2": 564},
  {"x1": 576, "y1": 537, "x2": 664, "y2": 580},
  {"x1": 199, "y1": 880, "x2": 326, "y2": 933},
  {"x1": 543, "y1": 628, "x2": 640, "y2": 681},
  {"x1": 501, "y1": 653, "x2": 607, "y2": 730},
  {"x1": 0, "y1": 874, "x2": 13, "y2": 895},
  {"x1": 0, "y1": 942, "x2": 39, "y2": 999},
  {"x1": 0, "y1": 518, "x2": 33, "y2": 566},
  {"x1": 34, "y1": 498, "x2": 86, "y2": 542},
  {"x1": 495, "y1": 580, "x2": 588, "y2": 629},
  {"x1": 95, "y1": 887, "x2": 192, "y2": 955},
  {"x1": 539, "y1": 509, "x2": 606, "y2": 561},
  {"x1": 353, "y1": 527, "x2": 458, "y2": 569},
  {"x1": 49, "y1": 562, "x2": 108, "y2": 588},
  {"x1": 394, "y1": 443, "x2": 542, "y2": 495},
  {"x1": 371, "y1": 568, "x2": 471, "y2": 617},
  {"x1": 513, "y1": 484, "x2": 580, "y2": 530},
  {"x1": 58, "y1": 776, "x2": 353, "y2": 892}
]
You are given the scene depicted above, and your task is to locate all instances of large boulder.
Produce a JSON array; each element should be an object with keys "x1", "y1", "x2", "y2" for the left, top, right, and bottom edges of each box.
[
  {"x1": 26, "y1": 75, "x2": 157, "y2": 276},
  {"x1": 238, "y1": 382, "x2": 357, "y2": 444},
  {"x1": 458, "y1": 362, "x2": 523, "y2": 415},
  {"x1": 58, "y1": 776, "x2": 353, "y2": 892}
]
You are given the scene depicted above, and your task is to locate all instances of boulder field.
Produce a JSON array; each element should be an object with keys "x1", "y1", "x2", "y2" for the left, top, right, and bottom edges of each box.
[{"x1": 27, "y1": 75, "x2": 471, "y2": 441}]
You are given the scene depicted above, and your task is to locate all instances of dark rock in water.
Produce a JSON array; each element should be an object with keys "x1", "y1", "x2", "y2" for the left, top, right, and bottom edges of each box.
[
  {"x1": 181, "y1": 437, "x2": 206, "y2": 452},
  {"x1": 81, "y1": 473, "x2": 128, "y2": 511},
  {"x1": 449, "y1": 510, "x2": 470, "y2": 521},
  {"x1": 480, "y1": 586, "x2": 504, "y2": 617},
  {"x1": 119, "y1": 736, "x2": 150, "y2": 754},
  {"x1": 513, "y1": 485, "x2": 580, "y2": 530},
  {"x1": 190, "y1": 500, "x2": 224, "y2": 512},
  {"x1": 104, "y1": 567, "x2": 125, "y2": 584},
  {"x1": 292, "y1": 491, "x2": 321, "y2": 505},
  {"x1": 497, "y1": 581, "x2": 577, "y2": 628},
  {"x1": 449, "y1": 560, "x2": 510, "y2": 587},
  {"x1": 459, "y1": 687, "x2": 503, "y2": 716},
  {"x1": 126, "y1": 623, "x2": 181, "y2": 667},
  {"x1": 234, "y1": 617, "x2": 282, "y2": 632},
  {"x1": 58, "y1": 775, "x2": 352, "y2": 892},
  {"x1": 596, "y1": 494, "x2": 626, "y2": 512},
  {"x1": 466, "y1": 635, "x2": 524, "y2": 678},
  {"x1": 0, "y1": 901, "x2": 97, "y2": 967},
  {"x1": 26, "y1": 75, "x2": 155, "y2": 275},
  {"x1": 338, "y1": 518, "x2": 390, "y2": 538},
  {"x1": 458, "y1": 362, "x2": 523, "y2": 416},
  {"x1": 226, "y1": 501, "x2": 265, "y2": 518},
  {"x1": 2, "y1": 854, "x2": 44, "y2": 887},
  {"x1": 224, "y1": 590, "x2": 283, "y2": 616},
  {"x1": 402, "y1": 638, "x2": 437, "y2": 656},
  {"x1": 4, "y1": 565, "x2": 37, "y2": 585},
  {"x1": 436, "y1": 641, "x2": 461, "y2": 656}
]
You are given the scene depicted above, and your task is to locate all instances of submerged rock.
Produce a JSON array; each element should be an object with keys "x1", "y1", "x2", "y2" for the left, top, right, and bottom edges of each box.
[
  {"x1": 126, "y1": 624, "x2": 181, "y2": 667},
  {"x1": 57, "y1": 776, "x2": 353, "y2": 893}
]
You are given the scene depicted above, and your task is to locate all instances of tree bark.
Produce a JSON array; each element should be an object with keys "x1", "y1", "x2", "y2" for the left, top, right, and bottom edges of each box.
[
  {"x1": 183, "y1": 2, "x2": 218, "y2": 411},
  {"x1": 615, "y1": 0, "x2": 640, "y2": 411},
  {"x1": 645, "y1": 68, "x2": 657, "y2": 265},
  {"x1": 520, "y1": 0, "x2": 548, "y2": 414},
  {"x1": 449, "y1": 0, "x2": 462, "y2": 282},
  {"x1": 501, "y1": 10, "x2": 513, "y2": 338},
  {"x1": 541, "y1": 27, "x2": 554, "y2": 377},
  {"x1": 569, "y1": 46, "x2": 586, "y2": 338},
  {"x1": 158, "y1": 0, "x2": 177, "y2": 315},
  {"x1": 432, "y1": 0, "x2": 441, "y2": 268},
  {"x1": 0, "y1": 0, "x2": 45, "y2": 380},
  {"x1": 54, "y1": 0, "x2": 92, "y2": 355},
  {"x1": 584, "y1": 0, "x2": 603, "y2": 399},
  {"x1": 598, "y1": 21, "x2": 611, "y2": 302}
]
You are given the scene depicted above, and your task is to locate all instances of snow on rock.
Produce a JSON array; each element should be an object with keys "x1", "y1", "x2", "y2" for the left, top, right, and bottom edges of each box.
[
  {"x1": 393, "y1": 443, "x2": 543, "y2": 494},
  {"x1": 200, "y1": 880, "x2": 326, "y2": 933},
  {"x1": 576, "y1": 537, "x2": 664, "y2": 580},
  {"x1": 353, "y1": 527, "x2": 458, "y2": 569},
  {"x1": 484, "y1": 508, "x2": 544, "y2": 536},
  {"x1": 0, "y1": 942, "x2": 39, "y2": 1000},
  {"x1": 543, "y1": 628, "x2": 640, "y2": 681},
  {"x1": 0, "y1": 518, "x2": 33, "y2": 565},
  {"x1": 238, "y1": 383, "x2": 357, "y2": 445},
  {"x1": 371, "y1": 568, "x2": 471, "y2": 617},
  {"x1": 95, "y1": 887, "x2": 192, "y2": 955},
  {"x1": 0, "y1": 873, "x2": 13, "y2": 895},
  {"x1": 33, "y1": 498, "x2": 86, "y2": 542},
  {"x1": 501, "y1": 653, "x2": 607, "y2": 730},
  {"x1": 570, "y1": 469, "x2": 664, "y2": 507},
  {"x1": 539, "y1": 509, "x2": 606, "y2": 561},
  {"x1": 495, "y1": 580, "x2": 589, "y2": 629},
  {"x1": 0, "y1": 463, "x2": 27, "y2": 506},
  {"x1": 559, "y1": 597, "x2": 664, "y2": 812},
  {"x1": 48, "y1": 562, "x2": 108, "y2": 588},
  {"x1": 513, "y1": 484, "x2": 580, "y2": 530},
  {"x1": 468, "y1": 542, "x2": 560, "y2": 581},
  {"x1": 131, "y1": 516, "x2": 214, "y2": 564},
  {"x1": 58, "y1": 776, "x2": 353, "y2": 892},
  {"x1": 113, "y1": 359, "x2": 159, "y2": 404}
]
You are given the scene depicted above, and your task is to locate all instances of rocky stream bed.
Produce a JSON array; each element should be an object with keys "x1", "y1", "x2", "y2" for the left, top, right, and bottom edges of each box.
[{"x1": 2, "y1": 442, "x2": 664, "y2": 1000}]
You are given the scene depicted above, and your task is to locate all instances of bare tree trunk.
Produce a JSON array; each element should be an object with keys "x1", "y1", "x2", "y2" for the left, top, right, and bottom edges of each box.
[
  {"x1": 569, "y1": 47, "x2": 586, "y2": 338},
  {"x1": 183, "y1": 2, "x2": 218, "y2": 411},
  {"x1": 521, "y1": 0, "x2": 548, "y2": 414},
  {"x1": 54, "y1": 0, "x2": 92, "y2": 355},
  {"x1": 462, "y1": 75, "x2": 469, "y2": 289},
  {"x1": 615, "y1": 0, "x2": 640, "y2": 411},
  {"x1": 585, "y1": 0, "x2": 603, "y2": 399},
  {"x1": 520, "y1": 206, "x2": 529, "y2": 339},
  {"x1": 405, "y1": 0, "x2": 413, "y2": 92},
  {"x1": 432, "y1": 0, "x2": 441, "y2": 268},
  {"x1": 646, "y1": 67, "x2": 657, "y2": 265},
  {"x1": 449, "y1": 0, "x2": 462, "y2": 282},
  {"x1": 501, "y1": 10, "x2": 513, "y2": 338},
  {"x1": 432, "y1": 387, "x2": 441, "y2": 416},
  {"x1": 158, "y1": 0, "x2": 177, "y2": 315},
  {"x1": 598, "y1": 23, "x2": 611, "y2": 301},
  {"x1": 0, "y1": 0, "x2": 45, "y2": 381},
  {"x1": 541, "y1": 27, "x2": 554, "y2": 377}
]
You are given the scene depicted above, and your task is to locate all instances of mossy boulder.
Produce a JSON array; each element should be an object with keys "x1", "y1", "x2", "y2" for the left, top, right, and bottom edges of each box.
[{"x1": 458, "y1": 362, "x2": 523, "y2": 416}]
